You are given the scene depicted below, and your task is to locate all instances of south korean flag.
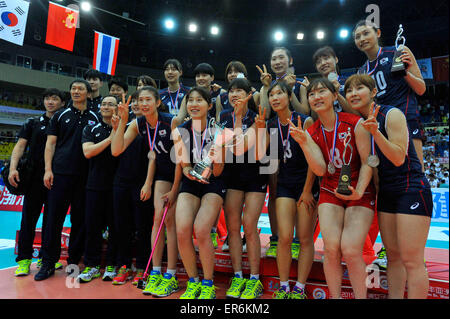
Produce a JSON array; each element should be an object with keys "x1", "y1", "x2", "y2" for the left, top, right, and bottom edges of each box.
[{"x1": 0, "y1": 0, "x2": 30, "y2": 46}]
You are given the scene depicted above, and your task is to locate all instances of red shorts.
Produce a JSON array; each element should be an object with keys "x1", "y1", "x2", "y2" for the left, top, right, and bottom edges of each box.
[{"x1": 318, "y1": 187, "x2": 376, "y2": 211}]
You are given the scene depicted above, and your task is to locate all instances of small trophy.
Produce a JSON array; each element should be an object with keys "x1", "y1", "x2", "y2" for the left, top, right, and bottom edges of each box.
[
  {"x1": 189, "y1": 118, "x2": 241, "y2": 183},
  {"x1": 337, "y1": 128, "x2": 353, "y2": 195},
  {"x1": 391, "y1": 24, "x2": 407, "y2": 77}
]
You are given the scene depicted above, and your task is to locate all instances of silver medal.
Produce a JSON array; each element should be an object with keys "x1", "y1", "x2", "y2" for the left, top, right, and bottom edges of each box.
[
  {"x1": 367, "y1": 155, "x2": 379, "y2": 168},
  {"x1": 148, "y1": 150, "x2": 156, "y2": 161},
  {"x1": 328, "y1": 162, "x2": 336, "y2": 175}
]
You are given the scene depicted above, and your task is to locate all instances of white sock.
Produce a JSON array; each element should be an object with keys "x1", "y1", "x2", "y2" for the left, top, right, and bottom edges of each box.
[
  {"x1": 167, "y1": 269, "x2": 177, "y2": 276},
  {"x1": 250, "y1": 274, "x2": 259, "y2": 280},
  {"x1": 234, "y1": 271, "x2": 243, "y2": 278},
  {"x1": 152, "y1": 266, "x2": 161, "y2": 273},
  {"x1": 295, "y1": 282, "x2": 305, "y2": 290},
  {"x1": 280, "y1": 281, "x2": 290, "y2": 292}
]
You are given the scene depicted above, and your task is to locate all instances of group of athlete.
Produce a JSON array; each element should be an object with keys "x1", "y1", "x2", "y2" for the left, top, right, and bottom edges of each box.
[{"x1": 9, "y1": 19, "x2": 433, "y2": 299}]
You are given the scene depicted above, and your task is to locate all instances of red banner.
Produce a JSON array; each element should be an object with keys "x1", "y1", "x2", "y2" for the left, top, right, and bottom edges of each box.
[
  {"x1": 45, "y1": 2, "x2": 78, "y2": 51},
  {"x1": 432, "y1": 56, "x2": 449, "y2": 82}
]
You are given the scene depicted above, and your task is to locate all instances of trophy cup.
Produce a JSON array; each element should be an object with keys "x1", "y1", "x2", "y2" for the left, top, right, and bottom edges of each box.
[
  {"x1": 189, "y1": 118, "x2": 241, "y2": 183},
  {"x1": 391, "y1": 24, "x2": 407, "y2": 77},
  {"x1": 337, "y1": 128, "x2": 353, "y2": 195}
]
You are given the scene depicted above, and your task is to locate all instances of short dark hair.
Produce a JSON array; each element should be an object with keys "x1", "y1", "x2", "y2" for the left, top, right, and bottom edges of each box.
[
  {"x1": 353, "y1": 19, "x2": 380, "y2": 38},
  {"x1": 108, "y1": 77, "x2": 128, "y2": 92},
  {"x1": 193, "y1": 63, "x2": 215, "y2": 77},
  {"x1": 42, "y1": 88, "x2": 65, "y2": 101},
  {"x1": 267, "y1": 81, "x2": 293, "y2": 99},
  {"x1": 312, "y1": 46, "x2": 337, "y2": 65},
  {"x1": 83, "y1": 69, "x2": 103, "y2": 81},
  {"x1": 344, "y1": 74, "x2": 376, "y2": 95},
  {"x1": 271, "y1": 47, "x2": 293, "y2": 65},
  {"x1": 137, "y1": 75, "x2": 157, "y2": 88},
  {"x1": 101, "y1": 95, "x2": 119, "y2": 105},
  {"x1": 225, "y1": 61, "x2": 248, "y2": 83},
  {"x1": 186, "y1": 86, "x2": 211, "y2": 105},
  {"x1": 306, "y1": 78, "x2": 337, "y2": 96},
  {"x1": 70, "y1": 79, "x2": 92, "y2": 93},
  {"x1": 163, "y1": 59, "x2": 183, "y2": 72}
]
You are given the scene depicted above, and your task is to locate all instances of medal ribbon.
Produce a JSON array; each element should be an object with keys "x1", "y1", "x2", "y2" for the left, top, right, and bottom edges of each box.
[
  {"x1": 321, "y1": 112, "x2": 339, "y2": 167},
  {"x1": 192, "y1": 126, "x2": 208, "y2": 161},
  {"x1": 278, "y1": 113, "x2": 294, "y2": 162},
  {"x1": 146, "y1": 120, "x2": 159, "y2": 152},
  {"x1": 366, "y1": 47, "x2": 382, "y2": 75},
  {"x1": 168, "y1": 87, "x2": 181, "y2": 114}
]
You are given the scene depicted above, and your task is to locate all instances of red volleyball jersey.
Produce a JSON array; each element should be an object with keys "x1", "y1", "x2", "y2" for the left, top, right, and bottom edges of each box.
[{"x1": 307, "y1": 112, "x2": 372, "y2": 194}]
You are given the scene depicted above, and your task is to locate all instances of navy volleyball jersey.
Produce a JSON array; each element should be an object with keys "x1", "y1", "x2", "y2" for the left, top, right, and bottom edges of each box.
[
  {"x1": 136, "y1": 112, "x2": 176, "y2": 181},
  {"x1": 219, "y1": 108, "x2": 264, "y2": 182},
  {"x1": 219, "y1": 92, "x2": 232, "y2": 111},
  {"x1": 375, "y1": 104, "x2": 430, "y2": 192},
  {"x1": 178, "y1": 117, "x2": 222, "y2": 182},
  {"x1": 159, "y1": 84, "x2": 190, "y2": 115},
  {"x1": 208, "y1": 89, "x2": 222, "y2": 119},
  {"x1": 358, "y1": 46, "x2": 419, "y2": 120},
  {"x1": 333, "y1": 76, "x2": 347, "y2": 112},
  {"x1": 113, "y1": 121, "x2": 148, "y2": 187},
  {"x1": 267, "y1": 111, "x2": 310, "y2": 185},
  {"x1": 81, "y1": 121, "x2": 118, "y2": 191}
]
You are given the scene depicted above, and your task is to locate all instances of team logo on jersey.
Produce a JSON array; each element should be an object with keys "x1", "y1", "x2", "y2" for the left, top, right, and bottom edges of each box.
[
  {"x1": 338, "y1": 132, "x2": 348, "y2": 141},
  {"x1": 95, "y1": 133, "x2": 101, "y2": 137},
  {"x1": 159, "y1": 129, "x2": 167, "y2": 137},
  {"x1": 88, "y1": 120, "x2": 96, "y2": 125},
  {"x1": 65, "y1": 118, "x2": 70, "y2": 123},
  {"x1": 380, "y1": 57, "x2": 389, "y2": 65}
]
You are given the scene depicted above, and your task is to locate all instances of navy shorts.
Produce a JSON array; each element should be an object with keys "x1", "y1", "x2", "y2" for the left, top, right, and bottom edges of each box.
[
  {"x1": 407, "y1": 117, "x2": 423, "y2": 140},
  {"x1": 276, "y1": 180, "x2": 320, "y2": 202},
  {"x1": 154, "y1": 171, "x2": 175, "y2": 183},
  {"x1": 377, "y1": 188, "x2": 433, "y2": 217},
  {"x1": 226, "y1": 174, "x2": 269, "y2": 193},
  {"x1": 179, "y1": 176, "x2": 227, "y2": 200}
]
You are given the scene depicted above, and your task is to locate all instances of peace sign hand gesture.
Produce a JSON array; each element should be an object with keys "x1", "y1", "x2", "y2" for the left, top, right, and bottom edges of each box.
[
  {"x1": 361, "y1": 103, "x2": 380, "y2": 135},
  {"x1": 117, "y1": 93, "x2": 132, "y2": 123},
  {"x1": 254, "y1": 105, "x2": 267, "y2": 129},
  {"x1": 256, "y1": 64, "x2": 272, "y2": 87},
  {"x1": 288, "y1": 115, "x2": 308, "y2": 146},
  {"x1": 234, "y1": 93, "x2": 253, "y2": 118}
]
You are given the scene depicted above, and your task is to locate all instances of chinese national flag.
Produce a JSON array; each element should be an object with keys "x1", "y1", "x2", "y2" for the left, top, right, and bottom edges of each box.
[{"x1": 45, "y1": 1, "x2": 78, "y2": 51}]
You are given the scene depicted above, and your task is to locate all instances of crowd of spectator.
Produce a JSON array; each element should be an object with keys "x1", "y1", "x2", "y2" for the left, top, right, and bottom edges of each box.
[{"x1": 419, "y1": 96, "x2": 449, "y2": 124}]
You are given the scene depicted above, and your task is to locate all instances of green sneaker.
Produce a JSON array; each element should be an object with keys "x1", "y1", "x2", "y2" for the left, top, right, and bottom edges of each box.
[
  {"x1": 77, "y1": 266, "x2": 101, "y2": 283},
  {"x1": 290, "y1": 286, "x2": 307, "y2": 299},
  {"x1": 291, "y1": 242, "x2": 300, "y2": 260},
  {"x1": 198, "y1": 280, "x2": 216, "y2": 299},
  {"x1": 142, "y1": 270, "x2": 163, "y2": 295},
  {"x1": 373, "y1": 247, "x2": 387, "y2": 270},
  {"x1": 211, "y1": 232, "x2": 218, "y2": 249},
  {"x1": 15, "y1": 259, "x2": 32, "y2": 276},
  {"x1": 240, "y1": 278, "x2": 264, "y2": 299},
  {"x1": 266, "y1": 241, "x2": 278, "y2": 258},
  {"x1": 272, "y1": 286, "x2": 290, "y2": 299},
  {"x1": 226, "y1": 275, "x2": 247, "y2": 298},
  {"x1": 55, "y1": 261, "x2": 63, "y2": 270},
  {"x1": 36, "y1": 258, "x2": 42, "y2": 269},
  {"x1": 152, "y1": 273, "x2": 180, "y2": 297},
  {"x1": 180, "y1": 278, "x2": 202, "y2": 299}
]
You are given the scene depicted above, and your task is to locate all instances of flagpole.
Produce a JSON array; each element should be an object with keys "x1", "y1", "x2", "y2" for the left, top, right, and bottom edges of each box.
[{"x1": 71, "y1": 0, "x2": 146, "y2": 26}]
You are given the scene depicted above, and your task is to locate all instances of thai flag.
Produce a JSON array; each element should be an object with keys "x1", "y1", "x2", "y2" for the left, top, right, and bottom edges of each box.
[{"x1": 93, "y1": 31, "x2": 120, "y2": 76}]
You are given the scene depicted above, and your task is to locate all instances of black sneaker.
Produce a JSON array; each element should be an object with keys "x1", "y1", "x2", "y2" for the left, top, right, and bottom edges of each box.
[{"x1": 34, "y1": 264, "x2": 55, "y2": 281}]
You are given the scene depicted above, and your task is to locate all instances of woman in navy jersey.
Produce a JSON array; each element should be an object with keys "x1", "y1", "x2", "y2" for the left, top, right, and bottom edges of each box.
[
  {"x1": 219, "y1": 78, "x2": 267, "y2": 299},
  {"x1": 111, "y1": 86, "x2": 182, "y2": 297},
  {"x1": 345, "y1": 74, "x2": 432, "y2": 299},
  {"x1": 253, "y1": 81, "x2": 318, "y2": 299},
  {"x1": 294, "y1": 78, "x2": 375, "y2": 299},
  {"x1": 173, "y1": 87, "x2": 226, "y2": 299},
  {"x1": 353, "y1": 20, "x2": 426, "y2": 171},
  {"x1": 158, "y1": 59, "x2": 190, "y2": 117}
]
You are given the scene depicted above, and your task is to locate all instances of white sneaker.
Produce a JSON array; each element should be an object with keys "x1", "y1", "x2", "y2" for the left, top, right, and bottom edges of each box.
[
  {"x1": 102, "y1": 265, "x2": 117, "y2": 281},
  {"x1": 78, "y1": 266, "x2": 101, "y2": 283}
]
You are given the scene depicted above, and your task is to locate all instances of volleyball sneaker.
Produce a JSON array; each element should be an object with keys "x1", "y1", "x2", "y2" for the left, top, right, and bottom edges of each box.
[
  {"x1": 240, "y1": 278, "x2": 264, "y2": 299},
  {"x1": 373, "y1": 247, "x2": 387, "y2": 270},
  {"x1": 152, "y1": 273, "x2": 180, "y2": 297},
  {"x1": 211, "y1": 232, "x2": 219, "y2": 249},
  {"x1": 290, "y1": 286, "x2": 307, "y2": 299},
  {"x1": 265, "y1": 238, "x2": 278, "y2": 258},
  {"x1": 198, "y1": 280, "x2": 216, "y2": 299},
  {"x1": 180, "y1": 278, "x2": 202, "y2": 299},
  {"x1": 132, "y1": 268, "x2": 145, "y2": 286},
  {"x1": 102, "y1": 265, "x2": 117, "y2": 281},
  {"x1": 15, "y1": 259, "x2": 32, "y2": 276},
  {"x1": 142, "y1": 270, "x2": 163, "y2": 295},
  {"x1": 291, "y1": 241, "x2": 300, "y2": 260},
  {"x1": 112, "y1": 265, "x2": 132, "y2": 285},
  {"x1": 272, "y1": 286, "x2": 290, "y2": 299},
  {"x1": 36, "y1": 258, "x2": 63, "y2": 270},
  {"x1": 226, "y1": 275, "x2": 247, "y2": 298},
  {"x1": 222, "y1": 236, "x2": 230, "y2": 252},
  {"x1": 78, "y1": 266, "x2": 101, "y2": 283}
]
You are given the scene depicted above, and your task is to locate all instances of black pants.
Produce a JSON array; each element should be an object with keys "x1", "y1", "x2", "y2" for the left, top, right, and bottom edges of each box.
[
  {"x1": 113, "y1": 183, "x2": 154, "y2": 269},
  {"x1": 83, "y1": 189, "x2": 117, "y2": 267},
  {"x1": 40, "y1": 173, "x2": 87, "y2": 266},
  {"x1": 16, "y1": 175, "x2": 48, "y2": 262}
]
